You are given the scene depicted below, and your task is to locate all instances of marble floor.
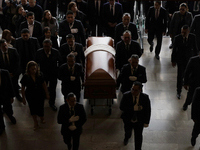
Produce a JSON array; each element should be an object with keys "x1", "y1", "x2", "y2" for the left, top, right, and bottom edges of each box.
[{"x1": 1, "y1": 36, "x2": 199, "y2": 150}]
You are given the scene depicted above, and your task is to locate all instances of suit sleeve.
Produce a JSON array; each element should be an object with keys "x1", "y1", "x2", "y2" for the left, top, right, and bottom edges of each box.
[
  {"x1": 58, "y1": 65, "x2": 71, "y2": 82},
  {"x1": 76, "y1": 104, "x2": 87, "y2": 128},
  {"x1": 5, "y1": 70, "x2": 15, "y2": 98},
  {"x1": 137, "y1": 67, "x2": 147, "y2": 83},
  {"x1": 190, "y1": 16, "x2": 197, "y2": 33},
  {"x1": 79, "y1": 22, "x2": 86, "y2": 47},
  {"x1": 184, "y1": 58, "x2": 193, "y2": 85},
  {"x1": 132, "y1": 24, "x2": 138, "y2": 40},
  {"x1": 12, "y1": 49, "x2": 20, "y2": 76},
  {"x1": 171, "y1": 36, "x2": 178, "y2": 63},
  {"x1": 191, "y1": 88, "x2": 200, "y2": 120},
  {"x1": 143, "y1": 95, "x2": 151, "y2": 124},
  {"x1": 145, "y1": 8, "x2": 151, "y2": 30},
  {"x1": 57, "y1": 105, "x2": 71, "y2": 125}
]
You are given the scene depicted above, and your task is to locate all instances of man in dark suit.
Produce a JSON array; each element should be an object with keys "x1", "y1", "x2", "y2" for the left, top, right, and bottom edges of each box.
[
  {"x1": 102, "y1": 0, "x2": 123, "y2": 38},
  {"x1": 145, "y1": 1, "x2": 167, "y2": 60},
  {"x1": 0, "y1": 39, "x2": 21, "y2": 101},
  {"x1": 59, "y1": 10, "x2": 86, "y2": 47},
  {"x1": 38, "y1": 27, "x2": 59, "y2": 49},
  {"x1": 15, "y1": 28, "x2": 40, "y2": 74},
  {"x1": 115, "y1": 30, "x2": 142, "y2": 72},
  {"x1": 60, "y1": 34, "x2": 85, "y2": 67},
  {"x1": 115, "y1": 13, "x2": 138, "y2": 47},
  {"x1": 87, "y1": 0, "x2": 106, "y2": 36},
  {"x1": 183, "y1": 54, "x2": 200, "y2": 111},
  {"x1": 57, "y1": 92, "x2": 87, "y2": 150},
  {"x1": 58, "y1": 54, "x2": 84, "y2": 102},
  {"x1": 35, "y1": 39, "x2": 62, "y2": 111},
  {"x1": 117, "y1": 54, "x2": 147, "y2": 94},
  {"x1": 27, "y1": 0, "x2": 43, "y2": 22},
  {"x1": 171, "y1": 25, "x2": 198, "y2": 100},
  {"x1": 190, "y1": 14, "x2": 200, "y2": 50},
  {"x1": 191, "y1": 87, "x2": 200, "y2": 147},
  {"x1": 19, "y1": 11, "x2": 43, "y2": 39},
  {"x1": 120, "y1": 81, "x2": 151, "y2": 149},
  {"x1": 0, "y1": 69, "x2": 16, "y2": 135}
]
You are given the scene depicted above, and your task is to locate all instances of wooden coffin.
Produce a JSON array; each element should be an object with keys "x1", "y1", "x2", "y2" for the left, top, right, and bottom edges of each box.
[{"x1": 84, "y1": 37, "x2": 117, "y2": 99}]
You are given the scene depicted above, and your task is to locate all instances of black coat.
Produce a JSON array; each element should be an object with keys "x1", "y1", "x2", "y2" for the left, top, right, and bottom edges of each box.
[
  {"x1": 145, "y1": 6, "x2": 167, "y2": 33},
  {"x1": 38, "y1": 35, "x2": 59, "y2": 50},
  {"x1": 115, "y1": 40, "x2": 142, "y2": 70},
  {"x1": 57, "y1": 103, "x2": 87, "y2": 135},
  {"x1": 0, "y1": 69, "x2": 15, "y2": 104},
  {"x1": 171, "y1": 33, "x2": 198, "y2": 64},
  {"x1": 191, "y1": 87, "x2": 200, "y2": 121},
  {"x1": 115, "y1": 22, "x2": 138, "y2": 46},
  {"x1": 35, "y1": 48, "x2": 62, "y2": 78},
  {"x1": 59, "y1": 42, "x2": 85, "y2": 66},
  {"x1": 0, "y1": 48, "x2": 20, "y2": 76},
  {"x1": 120, "y1": 91, "x2": 151, "y2": 124},
  {"x1": 190, "y1": 14, "x2": 200, "y2": 50},
  {"x1": 19, "y1": 20, "x2": 43, "y2": 39},
  {"x1": 59, "y1": 19, "x2": 86, "y2": 46},
  {"x1": 117, "y1": 64, "x2": 147, "y2": 93},
  {"x1": 26, "y1": 4, "x2": 43, "y2": 22},
  {"x1": 184, "y1": 56, "x2": 200, "y2": 87}
]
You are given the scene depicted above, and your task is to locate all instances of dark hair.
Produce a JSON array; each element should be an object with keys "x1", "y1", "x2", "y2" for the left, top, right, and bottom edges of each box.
[
  {"x1": 154, "y1": 1, "x2": 161, "y2": 5},
  {"x1": 66, "y1": 34, "x2": 74, "y2": 39},
  {"x1": 68, "y1": 1, "x2": 76, "y2": 11},
  {"x1": 66, "y1": 10, "x2": 74, "y2": 16},
  {"x1": 43, "y1": 26, "x2": 51, "y2": 33},
  {"x1": 67, "y1": 92, "x2": 76, "y2": 100},
  {"x1": 180, "y1": 3, "x2": 188, "y2": 11},
  {"x1": 42, "y1": 10, "x2": 54, "y2": 25},
  {"x1": 131, "y1": 54, "x2": 139, "y2": 60},
  {"x1": 26, "y1": 11, "x2": 34, "y2": 18},
  {"x1": 43, "y1": 39, "x2": 52, "y2": 45},
  {"x1": 133, "y1": 81, "x2": 143, "y2": 89},
  {"x1": 21, "y1": 28, "x2": 30, "y2": 34},
  {"x1": 67, "y1": 53, "x2": 75, "y2": 59},
  {"x1": 182, "y1": 25, "x2": 189, "y2": 30},
  {"x1": 15, "y1": 5, "x2": 24, "y2": 15},
  {"x1": 2, "y1": 29, "x2": 13, "y2": 41},
  {"x1": 0, "y1": 39, "x2": 6, "y2": 46},
  {"x1": 25, "y1": 61, "x2": 40, "y2": 76}
]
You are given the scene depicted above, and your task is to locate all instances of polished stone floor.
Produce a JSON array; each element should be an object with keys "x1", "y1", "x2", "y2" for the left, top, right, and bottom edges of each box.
[{"x1": 1, "y1": 37, "x2": 199, "y2": 150}]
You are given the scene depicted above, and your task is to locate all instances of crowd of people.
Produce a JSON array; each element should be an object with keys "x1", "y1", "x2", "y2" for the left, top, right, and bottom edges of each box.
[{"x1": 0, "y1": 0, "x2": 200, "y2": 150}]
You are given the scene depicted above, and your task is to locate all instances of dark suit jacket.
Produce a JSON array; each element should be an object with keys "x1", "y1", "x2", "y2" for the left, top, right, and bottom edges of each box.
[
  {"x1": 0, "y1": 48, "x2": 20, "y2": 76},
  {"x1": 39, "y1": 0, "x2": 57, "y2": 17},
  {"x1": 145, "y1": 6, "x2": 167, "y2": 33},
  {"x1": 115, "y1": 22, "x2": 138, "y2": 46},
  {"x1": 117, "y1": 64, "x2": 147, "y2": 93},
  {"x1": 57, "y1": 103, "x2": 87, "y2": 135},
  {"x1": 73, "y1": 0, "x2": 88, "y2": 15},
  {"x1": 0, "y1": 69, "x2": 15, "y2": 104},
  {"x1": 19, "y1": 20, "x2": 43, "y2": 39},
  {"x1": 26, "y1": 4, "x2": 43, "y2": 22},
  {"x1": 58, "y1": 63, "x2": 84, "y2": 94},
  {"x1": 115, "y1": 40, "x2": 142, "y2": 70},
  {"x1": 59, "y1": 19, "x2": 86, "y2": 46},
  {"x1": 190, "y1": 14, "x2": 200, "y2": 50},
  {"x1": 191, "y1": 87, "x2": 200, "y2": 121},
  {"x1": 35, "y1": 48, "x2": 62, "y2": 78},
  {"x1": 103, "y1": 2, "x2": 123, "y2": 26},
  {"x1": 38, "y1": 35, "x2": 59, "y2": 50},
  {"x1": 120, "y1": 91, "x2": 151, "y2": 124},
  {"x1": 171, "y1": 33, "x2": 198, "y2": 64},
  {"x1": 14, "y1": 37, "x2": 40, "y2": 72},
  {"x1": 59, "y1": 42, "x2": 85, "y2": 66},
  {"x1": 184, "y1": 56, "x2": 200, "y2": 87}
]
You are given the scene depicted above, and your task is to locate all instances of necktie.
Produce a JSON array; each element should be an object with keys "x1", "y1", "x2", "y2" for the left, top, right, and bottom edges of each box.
[
  {"x1": 70, "y1": 67, "x2": 73, "y2": 75},
  {"x1": 124, "y1": 26, "x2": 128, "y2": 31},
  {"x1": 155, "y1": 9, "x2": 158, "y2": 19},
  {"x1": 125, "y1": 44, "x2": 129, "y2": 51},
  {"x1": 4, "y1": 53, "x2": 9, "y2": 68},
  {"x1": 71, "y1": 107, "x2": 74, "y2": 116},
  {"x1": 184, "y1": 37, "x2": 187, "y2": 43},
  {"x1": 111, "y1": 5, "x2": 113, "y2": 16}
]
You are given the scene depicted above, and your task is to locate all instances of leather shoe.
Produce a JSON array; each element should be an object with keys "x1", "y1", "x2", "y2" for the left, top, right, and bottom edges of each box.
[
  {"x1": 8, "y1": 116, "x2": 16, "y2": 124},
  {"x1": 183, "y1": 105, "x2": 188, "y2": 111},
  {"x1": 0, "y1": 127, "x2": 5, "y2": 135},
  {"x1": 123, "y1": 138, "x2": 129, "y2": 146},
  {"x1": 150, "y1": 43, "x2": 153, "y2": 52},
  {"x1": 50, "y1": 105, "x2": 57, "y2": 111},
  {"x1": 169, "y1": 44, "x2": 173, "y2": 49},
  {"x1": 16, "y1": 95, "x2": 22, "y2": 102},
  {"x1": 191, "y1": 136, "x2": 196, "y2": 146},
  {"x1": 177, "y1": 93, "x2": 181, "y2": 99},
  {"x1": 155, "y1": 55, "x2": 160, "y2": 60}
]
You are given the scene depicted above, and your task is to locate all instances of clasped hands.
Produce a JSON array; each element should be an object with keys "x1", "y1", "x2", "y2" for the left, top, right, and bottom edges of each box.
[
  {"x1": 69, "y1": 115, "x2": 80, "y2": 131},
  {"x1": 129, "y1": 76, "x2": 137, "y2": 81}
]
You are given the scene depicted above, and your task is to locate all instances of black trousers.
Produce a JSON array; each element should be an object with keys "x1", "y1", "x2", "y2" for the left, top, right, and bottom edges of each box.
[
  {"x1": 192, "y1": 121, "x2": 200, "y2": 138},
  {"x1": 184, "y1": 86, "x2": 197, "y2": 106},
  {"x1": 177, "y1": 63, "x2": 187, "y2": 94},
  {"x1": 63, "y1": 128, "x2": 82, "y2": 150},
  {"x1": 12, "y1": 74, "x2": 20, "y2": 97},
  {"x1": 45, "y1": 77, "x2": 57, "y2": 105},
  {"x1": 147, "y1": 29, "x2": 163, "y2": 56},
  {"x1": 123, "y1": 119, "x2": 144, "y2": 150}
]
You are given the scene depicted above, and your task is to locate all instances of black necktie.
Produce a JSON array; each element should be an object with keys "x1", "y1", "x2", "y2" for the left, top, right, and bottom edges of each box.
[
  {"x1": 4, "y1": 53, "x2": 9, "y2": 68},
  {"x1": 111, "y1": 5, "x2": 113, "y2": 16},
  {"x1": 155, "y1": 9, "x2": 158, "y2": 19},
  {"x1": 125, "y1": 44, "x2": 129, "y2": 51},
  {"x1": 71, "y1": 107, "x2": 74, "y2": 116},
  {"x1": 184, "y1": 37, "x2": 187, "y2": 43}
]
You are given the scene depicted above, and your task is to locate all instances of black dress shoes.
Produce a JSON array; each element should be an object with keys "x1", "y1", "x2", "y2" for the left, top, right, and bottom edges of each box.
[
  {"x1": 169, "y1": 44, "x2": 173, "y2": 49},
  {"x1": 191, "y1": 136, "x2": 196, "y2": 146},
  {"x1": 0, "y1": 127, "x2": 5, "y2": 135},
  {"x1": 150, "y1": 44, "x2": 153, "y2": 52},
  {"x1": 16, "y1": 95, "x2": 22, "y2": 102},
  {"x1": 123, "y1": 138, "x2": 129, "y2": 146},
  {"x1": 50, "y1": 105, "x2": 57, "y2": 111},
  {"x1": 177, "y1": 93, "x2": 181, "y2": 99},
  {"x1": 182, "y1": 105, "x2": 188, "y2": 111},
  {"x1": 8, "y1": 116, "x2": 16, "y2": 124},
  {"x1": 155, "y1": 55, "x2": 160, "y2": 60}
]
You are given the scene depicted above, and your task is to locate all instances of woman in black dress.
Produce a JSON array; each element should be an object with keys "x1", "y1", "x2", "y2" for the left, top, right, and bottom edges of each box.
[{"x1": 21, "y1": 61, "x2": 49, "y2": 130}]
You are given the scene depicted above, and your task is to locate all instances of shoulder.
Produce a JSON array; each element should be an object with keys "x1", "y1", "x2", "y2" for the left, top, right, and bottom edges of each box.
[
  {"x1": 131, "y1": 40, "x2": 139, "y2": 45},
  {"x1": 75, "y1": 63, "x2": 82, "y2": 68},
  {"x1": 0, "y1": 69, "x2": 9, "y2": 75},
  {"x1": 129, "y1": 22, "x2": 137, "y2": 27},
  {"x1": 116, "y1": 22, "x2": 123, "y2": 28},
  {"x1": 189, "y1": 33, "x2": 196, "y2": 38},
  {"x1": 122, "y1": 64, "x2": 131, "y2": 70},
  {"x1": 60, "y1": 43, "x2": 68, "y2": 48},
  {"x1": 60, "y1": 63, "x2": 68, "y2": 69},
  {"x1": 34, "y1": 20, "x2": 42, "y2": 25},
  {"x1": 123, "y1": 91, "x2": 132, "y2": 97},
  {"x1": 8, "y1": 47, "x2": 17, "y2": 52},
  {"x1": 59, "y1": 19, "x2": 67, "y2": 25},
  {"x1": 59, "y1": 103, "x2": 69, "y2": 110},
  {"x1": 160, "y1": 7, "x2": 166, "y2": 11},
  {"x1": 36, "y1": 48, "x2": 43, "y2": 53},
  {"x1": 104, "y1": 2, "x2": 109, "y2": 6},
  {"x1": 30, "y1": 37, "x2": 38, "y2": 41},
  {"x1": 20, "y1": 21, "x2": 27, "y2": 25},
  {"x1": 51, "y1": 48, "x2": 59, "y2": 52},
  {"x1": 116, "y1": 40, "x2": 123, "y2": 47},
  {"x1": 140, "y1": 93, "x2": 150, "y2": 100},
  {"x1": 75, "y1": 42, "x2": 83, "y2": 47},
  {"x1": 115, "y1": 2, "x2": 122, "y2": 6},
  {"x1": 138, "y1": 64, "x2": 146, "y2": 70}
]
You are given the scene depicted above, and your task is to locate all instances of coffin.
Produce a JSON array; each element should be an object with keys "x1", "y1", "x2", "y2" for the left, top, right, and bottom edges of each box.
[{"x1": 84, "y1": 37, "x2": 117, "y2": 99}]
